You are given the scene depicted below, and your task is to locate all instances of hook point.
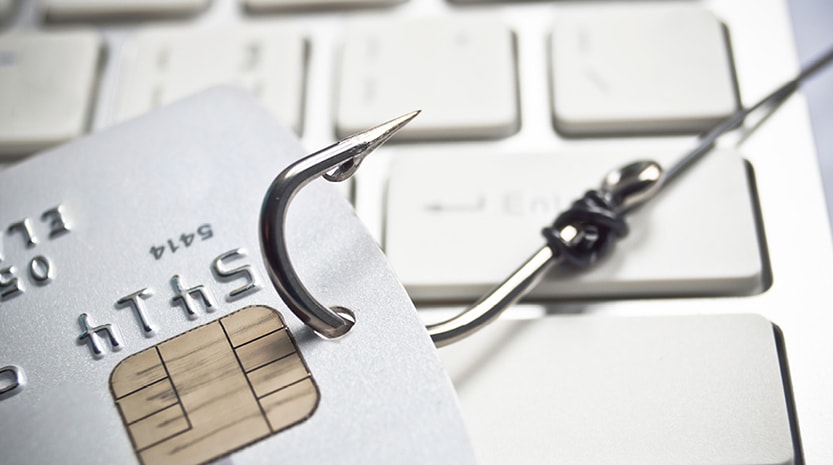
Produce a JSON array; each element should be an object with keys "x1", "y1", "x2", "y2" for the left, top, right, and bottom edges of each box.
[{"x1": 324, "y1": 110, "x2": 421, "y2": 182}]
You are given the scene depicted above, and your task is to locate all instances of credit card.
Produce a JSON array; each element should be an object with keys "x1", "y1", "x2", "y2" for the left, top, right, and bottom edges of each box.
[{"x1": 0, "y1": 88, "x2": 475, "y2": 465}]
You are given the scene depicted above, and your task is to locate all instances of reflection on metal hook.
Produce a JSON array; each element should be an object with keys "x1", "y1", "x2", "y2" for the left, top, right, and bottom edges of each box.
[{"x1": 259, "y1": 111, "x2": 420, "y2": 339}]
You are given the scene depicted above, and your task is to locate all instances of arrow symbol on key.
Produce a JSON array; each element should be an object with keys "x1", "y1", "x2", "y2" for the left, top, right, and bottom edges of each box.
[{"x1": 424, "y1": 196, "x2": 485, "y2": 213}]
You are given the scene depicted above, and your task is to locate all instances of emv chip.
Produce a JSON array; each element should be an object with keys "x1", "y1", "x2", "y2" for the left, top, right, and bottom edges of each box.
[{"x1": 110, "y1": 305, "x2": 319, "y2": 465}]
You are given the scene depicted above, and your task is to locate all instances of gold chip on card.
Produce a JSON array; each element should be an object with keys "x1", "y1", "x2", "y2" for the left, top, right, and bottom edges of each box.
[{"x1": 109, "y1": 305, "x2": 319, "y2": 465}]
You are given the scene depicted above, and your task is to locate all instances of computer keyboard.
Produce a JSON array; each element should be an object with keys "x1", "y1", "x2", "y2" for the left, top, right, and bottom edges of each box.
[{"x1": 2, "y1": 0, "x2": 833, "y2": 464}]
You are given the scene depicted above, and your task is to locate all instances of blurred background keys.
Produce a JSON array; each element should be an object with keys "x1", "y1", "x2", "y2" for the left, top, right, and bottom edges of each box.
[
  {"x1": 336, "y1": 17, "x2": 519, "y2": 140},
  {"x1": 0, "y1": 0, "x2": 13, "y2": 20},
  {"x1": 112, "y1": 26, "x2": 306, "y2": 134},
  {"x1": 41, "y1": 0, "x2": 210, "y2": 20},
  {"x1": 0, "y1": 30, "x2": 100, "y2": 156},
  {"x1": 550, "y1": 5, "x2": 738, "y2": 136},
  {"x1": 243, "y1": 0, "x2": 406, "y2": 11}
]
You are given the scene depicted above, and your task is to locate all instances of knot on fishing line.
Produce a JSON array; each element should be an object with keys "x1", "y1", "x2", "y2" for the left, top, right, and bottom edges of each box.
[{"x1": 541, "y1": 190, "x2": 628, "y2": 268}]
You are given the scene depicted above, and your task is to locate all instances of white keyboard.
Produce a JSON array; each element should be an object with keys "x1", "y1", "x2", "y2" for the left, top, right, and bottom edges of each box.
[{"x1": 2, "y1": 0, "x2": 833, "y2": 464}]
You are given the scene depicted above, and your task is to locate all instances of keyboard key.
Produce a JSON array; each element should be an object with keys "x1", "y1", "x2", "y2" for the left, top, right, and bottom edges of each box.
[
  {"x1": 336, "y1": 17, "x2": 518, "y2": 140},
  {"x1": 244, "y1": 0, "x2": 405, "y2": 11},
  {"x1": 550, "y1": 5, "x2": 738, "y2": 135},
  {"x1": 0, "y1": 30, "x2": 101, "y2": 156},
  {"x1": 385, "y1": 149, "x2": 762, "y2": 301},
  {"x1": 112, "y1": 26, "x2": 306, "y2": 134},
  {"x1": 0, "y1": 0, "x2": 14, "y2": 20},
  {"x1": 440, "y1": 314, "x2": 795, "y2": 465},
  {"x1": 42, "y1": 0, "x2": 209, "y2": 20}
]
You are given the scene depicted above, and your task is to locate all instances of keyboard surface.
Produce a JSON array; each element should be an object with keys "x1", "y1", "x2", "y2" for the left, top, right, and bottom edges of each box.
[{"x1": 2, "y1": 0, "x2": 833, "y2": 464}]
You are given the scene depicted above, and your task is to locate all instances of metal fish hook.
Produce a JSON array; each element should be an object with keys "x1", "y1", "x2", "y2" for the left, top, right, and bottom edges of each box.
[
  {"x1": 259, "y1": 111, "x2": 420, "y2": 338},
  {"x1": 260, "y1": 43, "x2": 833, "y2": 345},
  {"x1": 258, "y1": 109, "x2": 662, "y2": 345}
]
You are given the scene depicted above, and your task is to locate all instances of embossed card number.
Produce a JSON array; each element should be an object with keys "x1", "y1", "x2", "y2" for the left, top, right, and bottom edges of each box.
[
  {"x1": 110, "y1": 305, "x2": 319, "y2": 465},
  {"x1": 0, "y1": 205, "x2": 69, "y2": 301},
  {"x1": 149, "y1": 224, "x2": 214, "y2": 261}
]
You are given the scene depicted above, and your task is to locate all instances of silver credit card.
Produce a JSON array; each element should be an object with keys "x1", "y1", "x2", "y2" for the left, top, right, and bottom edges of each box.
[{"x1": 0, "y1": 88, "x2": 475, "y2": 465}]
